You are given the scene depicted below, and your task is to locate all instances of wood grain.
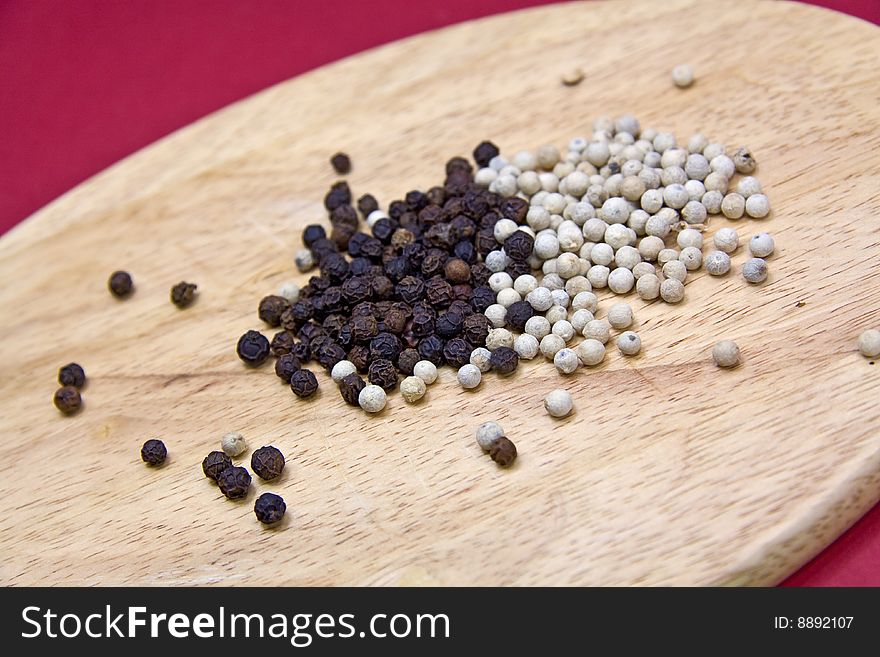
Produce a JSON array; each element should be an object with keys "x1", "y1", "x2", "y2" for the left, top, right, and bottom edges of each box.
[{"x1": 1, "y1": 0, "x2": 879, "y2": 586}]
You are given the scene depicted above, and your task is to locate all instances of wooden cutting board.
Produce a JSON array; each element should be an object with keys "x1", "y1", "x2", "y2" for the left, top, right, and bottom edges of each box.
[{"x1": 1, "y1": 0, "x2": 879, "y2": 586}]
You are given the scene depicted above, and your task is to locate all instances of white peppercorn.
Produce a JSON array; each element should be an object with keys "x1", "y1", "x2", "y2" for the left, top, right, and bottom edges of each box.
[
  {"x1": 607, "y1": 267, "x2": 635, "y2": 294},
  {"x1": 221, "y1": 432, "x2": 248, "y2": 457},
  {"x1": 632, "y1": 261, "x2": 656, "y2": 279},
  {"x1": 590, "y1": 242, "x2": 614, "y2": 267},
  {"x1": 712, "y1": 340, "x2": 741, "y2": 368},
  {"x1": 600, "y1": 197, "x2": 631, "y2": 224},
  {"x1": 570, "y1": 308, "x2": 595, "y2": 333},
  {"x1": 713, "y1": 227, "x2": 739, "y2": 253},
  {"x1": 710, "y1": 154, "x2": 735, "y2": 179},
  {"x1": 551, "y1": 320, "x2": 576, "y2": 343},
  {"x1": 703, "y1": 171, "x2": 729, "y2": 194},
  {"x1": 636, "y1": 273, "x2": 661, "y2": 300},
  {"x1": 677, "y1": 228, "x2": 703, "y2": 250},
  {"x1": 496, "y1": 287, "x2": 522, "y2": 308},
  {"x1": 732, "y1": 147, "x2": 757, "y2": 174},
  {"x1": 540, "y1": 334, "x2": 566, "y2": 359},
  {"x1": 553, "y1": 348, "x2": 579, "y2": 374},
  {"x1": 679, "y1": 247, "x2": 703, "y2": 271},
  {"x1": 749, "y1": 232, "x2": 775, "y2": 257},
  {"x1": 544, "y1": 388, "x2": 574, "y2": 418},
  {"x1": 638, "y1": 235, "x2": 665, "y2": 261},
  {"x1": 517, "y1": 171, "x2": 541, "y2": 195},
  {"x1": 640, "y1": 188, "x2": 664, "y2": 214},
  {"x1": 687, "y1": 133, "x2": 709, "y2": 154},
  {"x1": 663, "y1": 184, "x2": 689, "y2": 209},
  {"x1": 617, "y1": 331, "x2": 642, "y2": 356},
  {"x1": 400, "y1": 376, "x2": 427, "y2": 403},
  {"x1": 702, "y1": 190, "x2": 723, "y2": 214},
  {"x1": 721, "y1": 192, "x2": 745, "y2": 219},
  {"x1": 564, "y1": 275, "x2": 591, "y2": 297},
  {"x1": 571, "y1": 291, "x2": 598, "y2": 313},
  {"x1": 295, "y1": 249, "x2": 315, "y2": 272},
  {"x1": 366, "y1": 210, "x2": 389, "y2": 228},
  {"x1": 524, "y1": 315, "x2": 551, "y2": 340},
  {"x1": 413, "y1": 360, "x2": 438, "y2": 385},
  {"x1": 704, "y1": 250, "x2": 731, "y2": 276},
  {"x1": 543, "y1": 192, "x2": 567, "y2": 215},
  {"x1": 279, "y1": 282, "x2": 300, "y2": 304},
  {"x1": 614, "y1": 245, "x2": 641, "y2": 270},
  {"x1": 681, "y1": 200, "x2": 708, "y2": 224},
  {"x1": 458, "y1": 364, "x2": 482, "y2": 389},
  {"x1": 586, "y1": 265, "x2": 610, "y2": 288},
  {"x1": 485, "y1": 250, "x2": 510, "y2": 273},
  {"x1": 484, "y1": 303, "x2": 507, "y2": 328},
  {"x1": 526, "y1": 286, "x2": 553, "y2": 312},
  {"x1": 607, "y1": 302, "x2": 634, "y2": 329},
  {"x1": 736, "y1": 176, "x2": 762, "y2": 198},
  {"x1": 330, "y1": 359, "x2": 357, "y2": 383},
  {"x1": 662, "y1": 260, "x2": 688, "y2": 282},
  {"x1": 533, "y1": 233, "x2": 560, "y2": 260},
  {"x1": 486, "y1": 327, "x2": 515, "y2": 350},
  {"x1": 685, "y1": 179, "x2": 706, "y2": 202},
  {"x1": 476, "y1": 421, "x2": 507, "y2": 453},
  {"x1": 858, "y1": 329, "x2": 880, "y2": 358},
  {"x1": 645, "y1": 213, "x2": 671, "y2": 239},
  {"x1": 541, "y1": 273, "x2": 565, "y2": 291},
  {"x1": 359, "y1": 384, "x2": 387, "y2": 413},
  {"x1": 703, "y1": 142, "x2": 725, "y2": 161},
  {"x1": 657, "y1": 248, "x2": 679, "y2": 265},
  {"x1": 672, "y1": 63, "x2": 694, "y2": 87},
  {"x1": 514, "y1": 333, "x2": 540, "y2": 360},
  {"x1": 583, "y1": 318, "x2": 611, "y2": 344},
  {"x1": 493, "y1": 216, "x2": 519, "y2": 240},
  {"x1": 745, "y1": 194, "x2": 770, "y2": 218},
  {"x1": 545, "y1": 304, "x2": 569, "y2": 324},
  {"x1": 470, "y1": 347, "x2": 493, "y2": 373},
  {"x1": 660, "y1": 278, "x2": 685, "y2": 303},
  {"x1": 575, "y1": 339, "x2": 606, "y2": 366},
  {"x1": 742, "y1": 258, "x2": 768, "y2": 283},
  {"x1": 474, "y1": 167, "x2": 497, "y2": 187},
  {"x1": 660, "y1": 166, "x2": 687, "y2": 187},
  {"x1": 489, "y1": 272, "x2": 514, "y2": 293}
]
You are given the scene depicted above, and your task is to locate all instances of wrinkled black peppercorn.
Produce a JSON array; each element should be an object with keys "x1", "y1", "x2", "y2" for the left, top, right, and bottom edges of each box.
[
  {"x1": 274, "y1": 353, "x2": 301, "y2": 382},
  {"x1": 254, "y1": 492, "x2": 286, "y2": 525},
  {"x1": 462, "y1": 313, "x2": 490, "y2": 346},
  {"x1": 108, "y1": 270, "x2": 133, "y2": 298},
  {"x1": 368, "y1": 358, "x2": 399, "y2": 390},
  {"x1": 170, "y1": 281, "x2": 198, "y2": 308},
  {"x1": 505, "y1": 300, "x2": 534, "y2": 331},
  {"x1": 270, "y1": 330, "x2": 297, "y2": 356},
  {"x1": 324, "y1": 181, "x2": 351, "y2": 211},
  {"x1": 435, "y1": 311, "x2": 463, "y2": 339},
  {"x1": 357, "y1": 193, "x2": 379, "y2": 218},
  {"x1": 370, "y1": 332, "x2": 402, "y2": 362},
  {"x1": 490, "y1": 347, "x2": 519, "y2": 375},
  {"x1": 489, "y1": 436, "x2": 517, "y2": 467},
  {"x1": 470, "y1": 286, "x2": 496, "y2": 313},
  {"x1": 237, "y1": 330, "x2": 270, "y2": 366},
  {"x1": 58, "y1": 363, "x2": 86, "y2": 388},
  {"x1": 417, "y1": 335, "x2": 445, "y2": 365},
  {"x1": 472, "y1": 140, "x2": 500, "y2": 167},
  {"x1": 504, "y1": 231, "x2": 534, "y2": 262},
  {"x1": 443, "y1": 337, "x2": 472, "y2": 368},
  {"x1": 141, "y1": 439, "x2": 167, "y2": 466},
  {"x1": 303, "y1": 224, "x2": 327, "y2": 248},
  {"x1": 202, "y1": 450, "x2": 233, "y2": 481},
  {"x1": 216, "y1": 466, "x2": 252, "y2": 499},
  {"x1": 290, "y1": 369, "x2": 319, "y2": 397},
  {"x1": 397, "y1": 348, "x2": 420, "y2": 375},
  {"x1": 330, "y1": 152, "x2": 351, "y2": 174},
  {"x1": 339, "y1": 372, "x2": 366, "y2": 406},
  {"x1": 251, "y1": 445, "x2": 285, "y2": 481},
  {"x1": 53, "y1": 386, "x2": 81, "y2": 414}
]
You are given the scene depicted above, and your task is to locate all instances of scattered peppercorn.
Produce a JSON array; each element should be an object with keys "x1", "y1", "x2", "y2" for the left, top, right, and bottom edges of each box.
[
  {"x1": 490, "y1": 347, "x2": 519, "y2": 375},
  {"x1": 108, "y1": 270, "x2": 133, "y2": 298},
  {"x1": 53, "y1": 386, "x2": 82, "y2": 414},
  {"x1": 251, "y1": 445, "x2": 285, "y2": 481},
  {"x1": 58, "y1": 363, "x2": 85, "y2": 388},
  {"x1": 368, "y1": 358, "x2": 399, "y2": 389},
  {"x1": 203, "y1": 450, "x2": 233, "y2": 481},
  {"x1": 473, "y1": 141, "x2": 500, "y2": 168},
  {"x1": 290, "y1": 369, "x2": 319, "y2": 398},
  {"x1": 259, "y1": 295, "x2": 290, "y2": 327},
  {"x1": 339, "y1": 372, "x2": 367, "y2": 405},
  {"x1": 170, "y1": 281, "x2": 197, "y2": 308},
  {"x1": 221, "y1": 432, "x2": 248, "y2": 457},
  {"x1": 330, "y1": 152, "x2": 352, "y2": 174},
  {"x1": 141, "y1": 439, "x2": 167, "y2": 466},
  {"x1": 237, "y1": 330, "x2": 271, "y2": 366},
  {"x1": 254, "y1": 492, "x2": 286, "y2": 525},
  {"x1": 488, "y1": 436, "x2": 517, "y2": 467},
  {"x1": 216, "y1": 466, "x2": 252, "y2": 499}
]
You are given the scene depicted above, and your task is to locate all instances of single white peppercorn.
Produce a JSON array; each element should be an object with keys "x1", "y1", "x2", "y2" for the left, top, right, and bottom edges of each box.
[
  {"x1": 554, "y1": 348, "x2": 580, "y2": 374},
  {"x1": 679, "y1": 246, "x2": 703, "y2": 271},
  {"x1": 586, "y1": 265, "x2": 610, "y2": 288},
  {"x1": 486, "y1": 327, "x2": 515, "y2": 350},
  {"x1": 614, "y1": 245, "x2": 641, "y2": 270},
  {"x1": 513, "y1": 274, "x2": 539, "y2": 297},
  {"x1": 564, "y1": 275, "x2": 592, "y2": 297},
  {"x1": 221, "y1": 432, "x2": 248, "y2": 457},
  {"x1": 526, "y1": 286, "x2": 553, "y2": 311},
  {"x1": 413, "y1": 360, "x2": 438, "y2": 385},
  {"x1": 488, "y1": 272, "x2": 514, "y2": 293},
  {"x1": 544, "y1": 388, "x2": 574, "y2": 418},
  {"x1": 713, "y1": 227, "x2": 739, "y2": 253},
  {"x1": 576, "y1": 339, "x2": 606, "y2": 366},
  {"x1": 712, "y1": 340, "x2": 741, "y2": 368},
  {"x1": 702, "y1": 190, "x2": 723, "y2": 214},
  {"x1": 496, "y1": 287, "x2": 522, "y2": 308},
  {"x1": 552, "y1": 320, "x2": 576, "y2": 342},
  {"x1": 657, "y1": 248, "x2": 680, "y2": 265},
  {"x1": 545, "y1": 305, "x2": 568, "y2": 325},
  {"x1": 485, "y1": 250, "x2": 510, "y2": 273},
  {"x1": 662, "y1": 260, "x2": 688, "y2": 282},
  {"x1": 540, "y1": 334, "x2": 566, "y2": 359},
  {"x1": 475, "y1": 421, "x2": 505, "y2": 451},
  {"x1": 736, "y1": 176, "x2": 762, "y2": 198},
  {"x1": 748, "y1": 232, "x2": 775, "y2": 257},
  {"x1": 550, "y1": 289, "x2": 570, "y2": 309},
  {"x1": 524, "y1": 315, "x2": 551, "y2": 339},
  {"x1": 857, "y1": 329, "x2": 880, "y2": 358},
  {"x1": 704, "y1": 250, "x2": 731, "y2": 276},
  {"x1": 638, "y1": 235, "x2": 665, "y2": 261},
  {"x1": 330, "y1": 359, "x2": 357, "y2": 383},
  {"x1": 484, "y1": 303, "x2": 507, "y2": 328},
  {"x1": 493, "y1": 217, "x2": 519, "y2": 241},
  {"x1": 671, "y1": 64, "x2": 694, "y2": 87},
  {"x1": 742, "y1": 258, "x2": 768, "y2": 283},
  {"x1": 474, "y1": 167, "x2": 497, "y2": 187},
  {"x1": 278, "y1": 282, "x2": 300, "y2": 304},
  {"x1": 607, "y1": 302, "x2": 634, "y2": 329},
  {"x1": 570, "y1": 308, "x2": 595, "y2": 333},
  {"x1": 632, "y1": 261, "x2": 656, "y2": 279},
  {"x1": 458, "y1": 364, "x2": 482, "y2": 389},
  {"x1": 636, "y1": 273, "x2": 661, "y2": 300},
  {"x1": 608, "y1": 267, "x2": 635, "y2": 294},
  {"x1": 514, "y1": 333, "x2": 540, "y2": 360},
  {"x1": 677, "y1": 228, "x2": 703, "y2": 250},
  {"x1": 745, "y1": 194, "x2": 770, "y2": 218},
  {"x1": 583, "y1": 318, "x2": 611, "y2": 344},
  {"x1": 470, "y1": 347, "x2": 493, "y2": 373},
  {"x1": 617, "y1": 331, "x2": 642, "y2": 356},
  {"x1": 710, "y1": 154, "x2": 735, "y2": 179},
  {"x1": 400, "y1": 376, "x2": 427, "y2": 403},
  {"x1": 571, "y1": 291, "x2": 598, "y2": 313},
  {"x1": 294, "y1": 249, "x2": 315, "y2": 272},
  {"x1": 721, "y1": 193, "x2": 745, "y2": 219},
  {"x1": 359, "y1": 385, "x2": 387, "y2": 413},
  {"x1": 660, "y1": 278, "x2": 685, "y2": 303},
  {"x1": 681, "y1": 200, "x2": 708, "y2": 224}
]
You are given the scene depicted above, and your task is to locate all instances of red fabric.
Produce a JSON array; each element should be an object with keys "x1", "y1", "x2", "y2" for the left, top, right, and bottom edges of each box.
[{"x1": 1, "y1": 0, "x2": 878, "y2": 585}]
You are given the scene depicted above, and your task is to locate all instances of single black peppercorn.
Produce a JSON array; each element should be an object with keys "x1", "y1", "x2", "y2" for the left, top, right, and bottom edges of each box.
[
  {"x1": 53, "y1": 386, "x2": 81, "y2": 414},
  {"x1": 351, "y1": 315, "x2": 379, "y2": 344},
  {"x1": 371, "y1": 275, "x2": 394, "y2": 299},
  {"x1": 443, "y1": 337, "x2": 472, "y2": 368},
  {"x1": 324, "y1": 181, "x2": 351, "y2": 211},
  {"x1": 290, "y1": 369, "x2": 319, "y2": 398},
  {"x1": 58, "y1": 362, "x2": 86, "y2": 388},
  {"x1": 316, "y1": 341, "x2": 347, "y2": 371},
  {"x1": 395, "y1": 276, "x2": 425, "y2": 304},
  {"x1": 506, "y1": 260, "x2": 532, "y2": 279},
  {"x1": 504, "y1": 231, "x2": 534, "y2": 262},
  {"x1": 499, "y1": 197, "x2": 528, "y2": 223},
  {"x1": 490, "y1": 347, "x2": 519, "y2": 375},
  {"x1": 435, "y1": 311, "x2": 463, "y2": 339},
  {"x1": 330, "y1": 224, "x2": 356, "y2": 251},
  {"x1": 462, "y1": 313, "x2": 490, "y2": 346},
  {"x1": 388, "y1": 199, "x2": 407, "y2": 220},
  {"x1": 339, "y1": 372, "x2": 366, "y2": 406},
  {"x1": 445, "y1": 156, "x2": 473, "y2": 176},
  {"x1": 330, "y1": 152, "x2": 351, "y2": 174},
  {"x1": 202, "y1": 450, "x2": 233, "y2": 481},
  {"x1": 473, "y1": 140, "x2": 500, "y2": 167},
  {"x1": 108, "y1": 270, "x2": 133, "y2": 298},
  {"x1": 251, "y1": 445, "x2": 285, "y2": 481},
  {"x1": 170, "y1": 281, "x2": 198, "y2": 308},
  {"x1": 505, "y1": 300, "x2": 534, "y2": 331},
  {"x1": 274, "y1": 353, "x2": 301, "y2": 382},
  {"x1": 302, "y1": 224, "x2": 327, "y2": 248},
  {"x1": 237, "y1": 330, "x2": 271, "y2": 366},
  {"x1": 397, "y1": 347, "x2": 420, "y2": 375},
  {"x1": 291, "y1": 341, "x2": 311, "y2": 363},
  {"x1": 470, "y1": 286, "x2": 496, "y2": 313},
  {"x1": 424, "y1": 277, "x2": 454, "y2": 307},
  {"x1": 217, "y1": 466, "x2": 252, "y2": 499},
  {"x1": 357, "y1": 193, "x2": 379, "y2": 218},
  {"x1": 447, "y1": 299, "x2": 473, "y2": 318},
  {"x1": 370, "y1": 332, "x2": 402, "y2": 362},
  {"x1": 330, "y1": 204, "x2": 358, "y2": 231},
  {"x1": 444, "y1": 258, "x2": 471, "y2": 284},
  {"x1": 254, "y1": 492, "x2": 286, "y2": 525},
  {"x1": 141, "y1": 439, "x2": 167, "y2": 466},
  {"x1": 489, "y1": 436, "x2": 517, "y2": 467},
  {"x1": 368, "y1": 358, "x2": 399, "y2": 390},
  {"x1": 270, "y1": 330, "x2": 297, "y2": 356},
  {"x1": 347, "y1": 345, "x2": 371, "y2": 372}
]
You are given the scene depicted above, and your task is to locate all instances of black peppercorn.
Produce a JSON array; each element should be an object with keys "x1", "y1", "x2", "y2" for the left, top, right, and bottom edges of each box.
[
  {"x1": 475, "y1": 229, "x2": 498, "y2": 257},
  {"x1": 290, "y1": 369, "x2": 319, "y2": 398},
  {"x1": 360, "y1": 236, "x2": 384, "y2": 259},
  {"x1": 202, "y1": 450, "x2": 233, "y2": 481},
  {"x1": 368, "y1": 358, "x2": 399, "y2": 390},
  {"x1": 462, "y1": 313, "x2": 490, "y2": 346},
  {"x1": 357, "y1": 193, "x2": 379, "y2": 218},
  {"x1": 499, "y1": 197, "x2": 528, "y2": 223},
  {"x1": 254, "y1": 492, "x2": 286, "y2": 525},
  {"x1": 371, "y1": 275, "x2": 394, "y2": 299},
  {"x1": 237, "y1": 330, "x2": 270, "y2": 366},
  {"x1": 370, "y1": 332, "x2": 402, "y2": 362},
  {"x1": 505, "y1": 300, "x2": 534, "y2": 331},
  {"x1": 53, "y1": 386, "x2": 81, "y2": 414},
  {"x1": 506, "y1": 259, "x2": 532, "y2": 279},
  {"x1": 384, "y1": 306, "x2": 408, "y2": 334},
  {"x1": 339, "y1": 372, "x2": 366, "y2": 406},
  {"x1": 444, "y1": 258, "x2": 471, "y2": 284},
  {"x1": 319, "y1": 253, "x2": 351, "y2": 283},
  {"x1": 453, "y1": 240, "x2": 477, "y2": 264},
  {"x1": 141, "y1": 439, "x2": 167, "y2": 466},
  {"x1": 397, "y1": 347, "x2": 420, "y2": 375},
  {"x1": 330, "y1": 203, "x2": 358, "y2": 229},
  {"x1": 342, "y1": 275, "x2": 371, "y2": 305},
  {"x1": 270, "y1": 330, "x2": 297, "y2": 356},
  {"x1": 372, "y1": 217, "x2": 396, "y2": 243},
  {"x1": 108, "y1": 270, "x2": 133, "y2": 298},
  {"x1": 347, "y1": 344, "x2": 371, "y2": 372},
  {"x1": 447, "y1": 299, "x2": 473, "y2": 318},
  {"x1": 388, "y1": 199, "x2": 407, "y2": 221},
  {"x1": 470, "y1": 286, "x2": 496, "y2": 313},
  {"x1": 274, "y1": 353, "x2": 301, "y2": 382},
  {"x1": 330, "y1": 224, "x2": 356, "y2": 251},
  {"x1": 290, "y1": 299, "x2": 314, "y2": 324},
  {"x1": 303, "y1": 224, "x2": 327, "y2": 248},
  {"x1": 452, "y1": 283, "x2": 473, "y2": 303},
  {"x1": 435, "y1": 311, "x2": 463, "y2": 339},
  {"x1": 489, "y1": 436, "x2": 517, "y2": 467},
  {"x1": 316, "y1": 341, "x2": 347, "y2": 371},
  {"x1": 384, "y1": 256, "x2": 410, "y2": 282},
  {"x1": 473, "y1": 140, "x2": 500, "y2": 167},
  {"x1": 330, "y1": 152, "x2": 351, "y2": 174},
  {"x1": 217, "y1": 466, "x2": 252, "y2": 499},
  {"x1": 424, "y1": 277, "x2": 453, "y2": 308},
  {"x1": 443, "y1": 337, "x2": 472, "y2": 368},
  {"x1": 170, "y1": 281, "x2": 197, "y2": 308},
  {"x1": 503, "y1": 230, "x2": 534, "y2": 262},
  {"x1": 324, "y1": 181, "x2": 351, "y2": 211},
  {"x1": 351, "y1": 315, "x2": 379, "y2": 344},
  {"x1": 410, "y1": 311, "x2": 435, "y2": 338},
  {"x1": 426, "y1": 185, "x2": 445, "y2": 206},
  {"x1": 58, "y1": 362, "x2": 85, "y2": 388},
  {"x1": 445, "y1": 156, "x2": 473, "y2": 176},
  {"x1": 251, "y1": 445, "x2": 285, "y2": 481},
  {"x1": 292, "y1": 341, "x2": 311, "y2": 363},
  {"x1": 490, "y1": 347, "x2": 519, "y2": 375}
]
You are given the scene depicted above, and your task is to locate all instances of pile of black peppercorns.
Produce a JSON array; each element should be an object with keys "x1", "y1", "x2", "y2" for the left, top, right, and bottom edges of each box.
[{"x1": 237, "y1": 142, "x2": 527, "y2": 407}]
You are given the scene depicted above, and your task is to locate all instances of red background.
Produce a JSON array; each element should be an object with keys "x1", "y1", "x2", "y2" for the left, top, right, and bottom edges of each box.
[{"x1": 1, "y1": 0, "x2": 878, "y2": 585}]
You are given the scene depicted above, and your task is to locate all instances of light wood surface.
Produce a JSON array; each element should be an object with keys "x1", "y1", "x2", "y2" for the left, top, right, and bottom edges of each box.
[{"x1": 1, "y1": 0, "x2": 879, "y2": 586}]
